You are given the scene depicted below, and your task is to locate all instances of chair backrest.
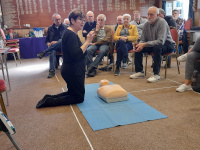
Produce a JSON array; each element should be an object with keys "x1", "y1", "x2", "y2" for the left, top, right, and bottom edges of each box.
[
  {"x1": 184, "y1": 18, "x2": 192, "y2": 30},
  {"x1": 170, "y1": 26, "x2": 179, "y2": 54}
]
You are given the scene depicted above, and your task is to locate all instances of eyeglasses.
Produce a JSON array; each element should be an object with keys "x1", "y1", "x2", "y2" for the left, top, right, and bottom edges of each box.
[
  {"x1": 54, "y1": 19, "x2": 61, "y2": 21},
  {"x1": 78, "y1": 18, "x2": 86, "y2": 22}
]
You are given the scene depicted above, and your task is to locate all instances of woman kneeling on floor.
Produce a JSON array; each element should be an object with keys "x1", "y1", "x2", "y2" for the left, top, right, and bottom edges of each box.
[{"x1": 36, "y1": 9, "x2": 94, "y2": 108}]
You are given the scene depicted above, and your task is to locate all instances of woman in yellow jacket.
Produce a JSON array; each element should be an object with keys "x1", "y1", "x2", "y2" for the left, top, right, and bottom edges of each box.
[{"x1": 114, "y1": 14, "x2": 139, "y2": 76}]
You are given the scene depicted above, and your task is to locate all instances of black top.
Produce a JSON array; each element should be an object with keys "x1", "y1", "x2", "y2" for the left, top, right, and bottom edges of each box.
[
  {"x1": 82, "y1": 21, "x2": 97, "y2": 38},
  {"x1": 45, "y1": 23, "x2": 68, "y2": 44},
  {"x1": 164, "y1": 16, "x2": 177, "y2": 28},
  {"x1": 62, "y1": 29, "x2": 86, "y2": 72}
]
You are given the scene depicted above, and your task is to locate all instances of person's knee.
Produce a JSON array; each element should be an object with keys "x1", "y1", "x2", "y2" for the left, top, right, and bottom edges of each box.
[
  {"x1": 76, "y1": 96, "x2": 84, "y2": 103},
  {"x1": 87, "y1": 46, "x2": 96, "y2": 54},
  {"x1": 117, "y1": 39, "x2": 125, "y2": 44}
]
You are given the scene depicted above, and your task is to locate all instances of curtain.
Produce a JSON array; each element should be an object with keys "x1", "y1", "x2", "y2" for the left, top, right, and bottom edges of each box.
[
  {"x1": 162, "y1": 1, "x2": 166, "y2": 12},
  {"x1": 188, "y1": 0, "x2": 194, "y2": 22}
]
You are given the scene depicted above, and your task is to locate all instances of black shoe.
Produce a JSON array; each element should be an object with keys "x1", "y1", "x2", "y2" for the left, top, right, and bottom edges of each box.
[
  {"x1": 99, "y1": 65, "x2": 112, "y2": 71},
  {"x1": 47, "y1": 71, "x2": 55, "y2": 78},
  {"x1": 36, "y1": 97, "x2": 57, "y2": 108},
  {"x1": 37, "y1": 51, "x2": 46, "y2": 59},
  {"x1": 87, "y1": 69, "x2": 97, "y2": 77},
  {"x1": 86, "y1": 66, "x2": 95, "y2": 76},
  {"x1": 114, "y1": 67, "x2": 120, "y2": 76}
]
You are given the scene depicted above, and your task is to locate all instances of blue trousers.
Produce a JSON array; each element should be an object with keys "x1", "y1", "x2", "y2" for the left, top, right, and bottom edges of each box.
[
  {"x1": 116, "y1": 40, "x2": 133, "y2": 67},
  {"x1": 85, "y1": 44, "x2": 109, "y2": 69},
  {"x1": 45, "y1": 39, "x2": 62, "y2": 71}
]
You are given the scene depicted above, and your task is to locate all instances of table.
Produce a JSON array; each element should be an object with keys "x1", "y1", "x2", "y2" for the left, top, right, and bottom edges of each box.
[
  {"x1": 186, "y1": 30, "x2": 200, "y2": 45},
  {"x1": 19, "y1": 37, "x2": 47, "y2": 59}
]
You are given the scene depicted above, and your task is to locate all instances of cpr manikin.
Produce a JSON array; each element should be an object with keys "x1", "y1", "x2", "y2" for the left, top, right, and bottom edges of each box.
[{"x1": 97, "y1": 79, "x2": 128, "y2": 103}]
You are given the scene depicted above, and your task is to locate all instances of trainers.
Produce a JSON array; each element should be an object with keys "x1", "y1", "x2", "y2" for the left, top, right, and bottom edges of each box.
[
  {"x1": 147, "y1": 75, "x2": 160, "y2": 83},
  {"x1": 114, "y1": 68, "x2": 120, "y2": 76},
  {"x1": 37, "y1": 51, "x2": 46, "y2": 59},
  {"x1": 121, "y1": 63, "x2": 127, "y2": 69},
  {"x1": 176, "y1": 84, "x2": 192, "y2": 92},
  {"x1": 177, "y1": 53, "x2": 187, "y2": 62},
  {"x1": 47, "y1": 71, "x2": 55, "y2": 78},
  {"x1": 130, "y1": 72, "x2": 144, "y2": 79}
]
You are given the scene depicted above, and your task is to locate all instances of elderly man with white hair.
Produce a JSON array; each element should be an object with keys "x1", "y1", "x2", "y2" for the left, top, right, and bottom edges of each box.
[
  {"x1": 82, "y1": 11, "x2": 97, "y2": 39},
  {"x1": 130, "y1": 10, "x2": 147, "y2": 40},
  {"x1": 130, "y1": 6, "x2": 175, "y2": 83},
  {"x1": 113, "y1": 14, "x2": 139, "y2": 76},
  {"x1": 85, "y1": 14, "x2": 112, "y2": 77}
]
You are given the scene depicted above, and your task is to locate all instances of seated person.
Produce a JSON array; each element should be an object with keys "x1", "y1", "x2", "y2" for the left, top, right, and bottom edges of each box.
[
  {"x1": 85, "y1": 14, "x2": 112, "y2": 77},
  {"x1": 172, "y1": 9, "x2": 188, "y2": 53},
  {"x1": 82, "y1": 11, "x2": 97, "y2": 39},
  {"x1": 158, "y1": 8, "x2": 177, "y2": 28},
  {"x1": 45, "y1": 13, "x2": 68, "y2": 78},
  {"x1": 113, "y1": 14, "x2": 139, "y2": 76},
  {"x1": 130, "y1": 6, "x2": 175, "y2": 83},
  {"x1": 159, "y1": 8, "x2": 177, "y2": 68},
  {"x1": 172, "y1": 9, "x2": 184, "y2": 39},
  {"x1": 37, "y1": 18, "x2": 69, "y2": 66},
  {"x1": 99, "y1": 15, "x2": 124, "y2": 71},
  {"x1": 130, "y1": 10, "x2": 148, "y2": 40},
  {"x1": 176, "y1": 36, "x2": 200, "y2": 92}
]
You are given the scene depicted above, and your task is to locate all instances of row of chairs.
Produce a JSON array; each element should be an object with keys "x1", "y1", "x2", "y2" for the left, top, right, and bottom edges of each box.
[
  {"x1": 97, "y1": 26, "x2": 180, "y2": 78},
  {"x1": 0, "y1": 28, "x2": 21, "y2": 66}
]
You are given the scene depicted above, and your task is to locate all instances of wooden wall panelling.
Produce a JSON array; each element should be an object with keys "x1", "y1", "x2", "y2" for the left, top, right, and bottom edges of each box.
[{"x1": 1, "y1": 0, "x2": 153, "y2": 29}]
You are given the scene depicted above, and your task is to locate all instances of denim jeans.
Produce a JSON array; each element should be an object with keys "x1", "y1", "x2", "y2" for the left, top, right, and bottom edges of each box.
[
  {"x1": 135, "y1": 44, "x2": 174, "y2": 75},
  {"x1": 116, "y1": 40, "x2": 133, "y2": 67},
  {"x1": 46, "y1": 39, "x2": 62, "y2": 72},
  {"x1": 45, "y1": 39, "x2": 62, "y2": 53},
  {"x1": 85, "y1": 44, "x2": 109, "y2": 68}
]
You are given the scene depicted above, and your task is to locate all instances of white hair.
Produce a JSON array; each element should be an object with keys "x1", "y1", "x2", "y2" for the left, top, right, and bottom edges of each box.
[
  {"x1": 148, "y1": 6, "x2": 159, "y2": 14},
  {"x1": 86, "y1": 11, "x2": 94, "y2": 16},
  {"x1": 52, "y1": 13, "x2": 61, "y2": 20},
  {"x1": 117, "y1": 15, "x2": 122, "y2": 20},
  {"x1": 97, "y1": 14, "x2": 106, "y2": 21},
  {"x1": 122, "y1": 14, "x2": 131, "y2": 21},
  {"x1": 158, "y1": 8, "x2": 165, "y2": 15},
  {"x1": 64, "y1": 18, "x2": 69, "y2": 22}
]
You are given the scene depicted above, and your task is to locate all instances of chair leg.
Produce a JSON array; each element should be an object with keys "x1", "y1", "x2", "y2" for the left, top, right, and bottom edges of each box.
[
  {"x1": 17, "y1": 51, "x2": 21, "y2": 64},
  {"x1": 0, "y1": 93, "x2": 7, "y2": 116},
  {"x1": 11, "y1": 53, "x2": 17, "y2": 66},
  {"x1": 176, "y1": 56, "x2": 180, "y2": 74},
  {"x1": 165, "y1": 56, "x2": 169, "y2": 78},
  {"x1": 131, "y1": 52, "x2": 135, "y2": 72},
  {"x1": 145, "y1": 55, "x2": 148, "y2": 76}
]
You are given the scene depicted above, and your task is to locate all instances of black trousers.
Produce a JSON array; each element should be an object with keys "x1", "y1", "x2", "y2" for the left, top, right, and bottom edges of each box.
[
  {"x1": 135, "y1": 44, "x2": 174, "y2": 75},
  {"x1": 54, "y1": 63, "x2": 85, "y2": 105}
]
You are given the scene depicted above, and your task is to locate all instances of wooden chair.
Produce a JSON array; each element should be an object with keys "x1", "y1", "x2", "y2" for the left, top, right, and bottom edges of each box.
[
  {"x1": 144, "y1": 27, "x2": 180, "y2": 78},
  {"x1": 0, "y1": 79, "x2": 7, "y2": 116},
  {"x1": 0, "y1": 28, "x2": 21, "y2": 66}
]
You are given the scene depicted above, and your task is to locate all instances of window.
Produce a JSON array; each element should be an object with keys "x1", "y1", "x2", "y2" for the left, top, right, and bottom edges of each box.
[{"x1": 166, "y1": 0, "x2": 189, "y2": 20}]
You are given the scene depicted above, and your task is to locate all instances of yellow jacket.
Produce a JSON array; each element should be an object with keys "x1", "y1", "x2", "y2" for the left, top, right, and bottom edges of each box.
[{"x1": 113, "y1": 24, "x2": 139, "y2": 42}]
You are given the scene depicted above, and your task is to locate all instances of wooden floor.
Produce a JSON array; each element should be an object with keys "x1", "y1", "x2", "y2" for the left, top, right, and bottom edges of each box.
[{"x1": 0, "y1": 56, "x2": 200, "y2": 150}]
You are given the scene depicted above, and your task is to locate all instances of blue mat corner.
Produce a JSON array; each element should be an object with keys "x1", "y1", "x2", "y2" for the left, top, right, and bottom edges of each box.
[{"x1": 77, "y1": 83, "x2": 167, "y2": 131}]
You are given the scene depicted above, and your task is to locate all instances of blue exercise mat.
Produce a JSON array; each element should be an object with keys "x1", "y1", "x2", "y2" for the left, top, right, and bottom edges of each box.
[{"x1": 77, "y1": 83, "x2": 168, "y2": 131}]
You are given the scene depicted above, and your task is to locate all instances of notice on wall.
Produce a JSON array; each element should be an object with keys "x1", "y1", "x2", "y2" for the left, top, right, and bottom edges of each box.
[{"x1": 1, "y1": 0, "x2": 151, "y2": 29}]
